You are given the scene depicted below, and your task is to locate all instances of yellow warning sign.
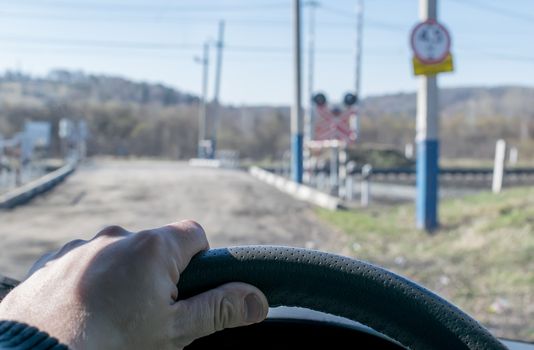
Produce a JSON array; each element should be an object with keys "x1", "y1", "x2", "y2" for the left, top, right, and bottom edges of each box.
[{"x1": 413, "y1": 53, "x2": 454, "y2": 76}]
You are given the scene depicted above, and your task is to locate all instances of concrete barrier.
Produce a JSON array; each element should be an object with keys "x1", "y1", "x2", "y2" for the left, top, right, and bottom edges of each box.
[
  {"x1": 0, "y1": 163, "x2": 75, "y2": 209},
  {"x1": 189, "y1": 158, "x2": 223, "y2": 168},
  {"x1": 249, "y1": 166, "x2": 341, "y2": 211},
  {"x1": 189, "y1": 158, "x2": 241, "y2": 169}
]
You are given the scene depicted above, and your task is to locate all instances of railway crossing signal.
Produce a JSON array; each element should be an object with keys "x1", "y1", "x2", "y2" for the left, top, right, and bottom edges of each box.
[{"x1": 312, "y1": 93, "x2": 358, "y2": 143}]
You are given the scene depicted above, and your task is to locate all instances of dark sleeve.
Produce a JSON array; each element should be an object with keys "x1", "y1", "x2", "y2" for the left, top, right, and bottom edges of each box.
[{"x1": 0, "y1": 320, "x2": 69, "y2": 350}]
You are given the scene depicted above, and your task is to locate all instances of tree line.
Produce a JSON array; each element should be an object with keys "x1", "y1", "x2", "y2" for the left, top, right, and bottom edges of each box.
[{"x1": 0, "y1": 70, "x2": 532, "y2": 164}]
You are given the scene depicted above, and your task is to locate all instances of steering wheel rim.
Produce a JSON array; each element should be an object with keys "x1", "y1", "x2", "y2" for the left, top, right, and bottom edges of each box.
[{"x1": 177, "y1": 246, "x2": 506, "y2": 350}]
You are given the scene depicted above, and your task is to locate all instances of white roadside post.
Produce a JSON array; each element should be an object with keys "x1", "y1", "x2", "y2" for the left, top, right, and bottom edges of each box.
[
  {"x1": 405, "y1": 143, "x2": 414, "y2": 159},
  {"x1": 345, "y1": 160, "x2": 357, "y2": 201},
  {"x1": 361, "y1": 164, "x2": 372, "y2": 207},
  {"x1": 508, "y1": 147, "x2": 518, "y2": 166},
  {"x1": 338, "y1": 144, "x2": 347, "y2": 198},
  {"x1": 492, "y1": 139, "x2": 506, "y2": 193},
  {"x1": 329, "y1": 143, "x2": 339, "y2": 194}
]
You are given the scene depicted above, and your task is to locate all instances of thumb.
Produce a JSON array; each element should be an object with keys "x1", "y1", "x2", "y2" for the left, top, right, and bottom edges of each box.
[{"x1": 173, "y1": 282, "x2": 269, "y2": 346}]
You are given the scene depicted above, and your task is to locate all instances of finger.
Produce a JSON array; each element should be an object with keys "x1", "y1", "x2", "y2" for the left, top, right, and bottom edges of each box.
[
  {"x1": 93, "y1": 225, "x2": 130, "y2": 239},
  {"x1": 55, "y1": 239, "x2": 87, "y2": 257},
  {"x1": 172, "y1": 282, "x2": 268, "y2": 347},
  {"x1": 25, "y1": 251, "x2": 55, "y2": 278},
  {"x1": 146, "y1": 220, "x2": 209, "y2": 273}
]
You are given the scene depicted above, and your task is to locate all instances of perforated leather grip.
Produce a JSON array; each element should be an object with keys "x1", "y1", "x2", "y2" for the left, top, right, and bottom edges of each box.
[{"x1": 177, "y1": 246, "x2": 506, "y2": 350}]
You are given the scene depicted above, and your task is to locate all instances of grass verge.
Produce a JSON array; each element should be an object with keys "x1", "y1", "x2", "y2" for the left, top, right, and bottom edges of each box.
[{"x1": 316, "y1": 186, "x2": 534, "y2": 342}]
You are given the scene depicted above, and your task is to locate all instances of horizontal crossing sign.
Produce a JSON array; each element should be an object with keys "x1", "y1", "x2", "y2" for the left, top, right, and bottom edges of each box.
[{"x1": 314, "y1": 105, "x2": 356, "y2": 143}]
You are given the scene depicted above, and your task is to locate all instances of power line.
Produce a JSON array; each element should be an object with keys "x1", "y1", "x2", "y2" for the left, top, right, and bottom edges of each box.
[
  {"x1": 0, "y1": 34, "x2": 404, "y2": 56},
  {"x1": 448, "y1": 0, "x2": 534, "y2": 23},
  {"x1": 3, "y1": 45, "x2": 530, "y2": 64},
  {"x1": 486, "y1": 53, "x2": 534, "y2": 63},
  {"x1": 320, "y1": 4, "x2": 405, "y2": 31},
  {"x1": 0, "y1": 1, "x2": 289, "y2": 13},
  {"x1": 0, "y1": 8, "x2": 404, "y2": 32},
  {"x1": 320, "y1": 5, "x2": 354, "y2": 19},
  {"x1": 0, "y1": 10, "x2": 360, "y2": 28},
  {"x1": 0, "y1": 35, "x2": 200, "y2": 51},
  {"x1": 0, "y1": 46, "x2": 393, "y2": 63},
  {"x1": 1, "y1": 35, "x2": 529, "y2": 64},
  {"x1": 457, "y1": 48, "x2": 534, "y2": 63}
]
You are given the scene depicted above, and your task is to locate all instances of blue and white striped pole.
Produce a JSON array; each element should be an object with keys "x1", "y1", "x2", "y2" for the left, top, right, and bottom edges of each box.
[
  {"x1": 416, "y1": 0, "x2": 439, "y2": 231},
  {"x1": 292, "y1": 0, "x2": 303, "y2": 183}
]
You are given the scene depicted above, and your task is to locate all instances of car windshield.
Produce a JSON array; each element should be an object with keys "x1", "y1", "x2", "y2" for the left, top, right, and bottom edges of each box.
[{"x1": 0, "y1": 0, "x2": 533, "y2": 345}]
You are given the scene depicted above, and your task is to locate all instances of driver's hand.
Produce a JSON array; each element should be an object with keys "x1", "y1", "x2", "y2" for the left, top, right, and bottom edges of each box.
[{"x1": 0, "y1": 220, "x2": 269, "y2": 349}]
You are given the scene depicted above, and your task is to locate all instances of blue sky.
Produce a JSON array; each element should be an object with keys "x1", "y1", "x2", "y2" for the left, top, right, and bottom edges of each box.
[{"x1": 0, "y1": 0, "x2": 533, "y2": 105}]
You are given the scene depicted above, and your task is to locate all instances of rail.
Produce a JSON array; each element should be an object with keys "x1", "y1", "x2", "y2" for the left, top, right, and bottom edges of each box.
[{"x1": 348, "y1": 167, "x2": 534, "y2": 176}]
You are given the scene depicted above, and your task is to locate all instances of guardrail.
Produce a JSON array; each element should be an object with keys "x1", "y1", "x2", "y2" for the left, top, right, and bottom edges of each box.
[
  {"x1": 0, "y1": 163, "x2": 75, "y2": 209},
  {"x1": 348, "y1": 167, "x2": 534, "y2": 177}
]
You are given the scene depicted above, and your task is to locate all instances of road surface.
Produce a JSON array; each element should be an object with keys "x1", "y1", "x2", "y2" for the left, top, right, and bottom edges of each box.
[{"x1": 0, "y1": 159, "x2": 347, "y2": 279}]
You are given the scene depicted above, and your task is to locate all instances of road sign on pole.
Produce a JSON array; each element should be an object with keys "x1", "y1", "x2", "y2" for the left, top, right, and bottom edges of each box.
[
  {"x1": 411, "y1": 19, "x2": 453, "y2": 76},
  {"x1": 413, "y1": 0, "x2": 451, "y2": 232}
]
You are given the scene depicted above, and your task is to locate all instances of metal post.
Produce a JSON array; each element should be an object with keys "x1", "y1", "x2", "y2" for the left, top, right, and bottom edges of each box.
[
  {"x1": 354, "y1": 0, "x2": 364, "y2": 137},
  {"x1": 196, "y1": 42, "x2": 210, "y2": 158},
  {"x1": 305, "y1": 0, "x2": 319, "y2": 143},
  {"x1": 292, "y1": 0, "x2": 304, "y2": 183},
  {"x1": 416, "y1": 0, "x2": 439, "y2": 231},
  {"x1": 303, "y1": 1, "x2": 318, "y2": 186},
  {"x1": 211, "y1": 20, "x2": 225, "y2": 158},
  {"x1": 492, "y1": 139, "x2": 506, "y2": 193}
]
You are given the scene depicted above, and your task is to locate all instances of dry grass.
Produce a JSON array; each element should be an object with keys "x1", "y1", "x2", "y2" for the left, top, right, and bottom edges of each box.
[{"x1": 316, "y1": 186, "x2": 534, "y2": 342}]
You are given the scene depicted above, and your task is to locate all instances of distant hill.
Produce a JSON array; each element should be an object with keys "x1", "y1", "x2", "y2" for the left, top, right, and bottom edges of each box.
[
  {"x1": 2, "y1": 69, "x2": 533, "y2": 119},
  {"x1": 0, "y1": 70, "x2": 532, "y2": 161},
  {"x1": 0, "y1": 69, "x2": 197, "y2": 107},
  {"x1": 361, "y1": 86, "x2": 534, "y2": 119},
  {"x1": 2, "y1": 69, "x2": 533, "y2": 121}
]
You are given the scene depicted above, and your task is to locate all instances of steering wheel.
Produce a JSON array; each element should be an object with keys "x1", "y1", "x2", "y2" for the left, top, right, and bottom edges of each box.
[{"x1": 178, "y1": 246, "x2": 506, "y2": 350}]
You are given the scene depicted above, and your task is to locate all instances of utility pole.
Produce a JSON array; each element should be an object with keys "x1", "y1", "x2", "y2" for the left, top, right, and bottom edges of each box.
[
  {"x1": 211, "y1": 20, "x2": 225, "y2": 159},
  {"x1": 354, "y1": 0, "x2": 364, "y2": 137},
  {"x1": 305, "y1": 1, "x2": 319, "y2": 143},
  {"x1": 416, "y1": 0, "x2": 439, "y2": 231},
  {"x1": 292, "y1": 0, "x2": 304, "y2": 183},
  {"x1": 195, "y1": 42, "x2": 209, "y2": 158}
]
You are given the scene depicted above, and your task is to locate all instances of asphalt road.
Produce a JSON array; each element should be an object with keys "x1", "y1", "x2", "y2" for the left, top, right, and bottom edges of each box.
[{"x1": 0, "y1": 159, "x2": 347, "y2": 280}]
